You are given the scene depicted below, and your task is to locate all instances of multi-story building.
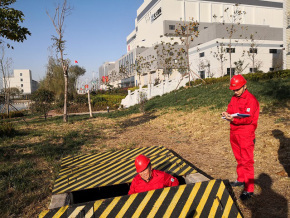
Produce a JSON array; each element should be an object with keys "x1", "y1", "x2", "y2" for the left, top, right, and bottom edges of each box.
[
  {"x1": 284, "y1": 0, "x2": 290, "y2": 69},
  {"x1": 3, "y1": 69, "x2": 38, "y2": 94},
  {"x1": 127, "y1": 0, "x2": 283, "y2": 52},
  {"x1": 107, "y1": 47, "x2": 148, "y2": 87},
  {"x1": 100, "y1": 0, "x2": 285, "y2": 88},
  {"x1": 98, "y1": 62, "x2": 115, "y2": 89},
  {"x1": 189, "y1": 23, "x2": 283, "y2": 79}
]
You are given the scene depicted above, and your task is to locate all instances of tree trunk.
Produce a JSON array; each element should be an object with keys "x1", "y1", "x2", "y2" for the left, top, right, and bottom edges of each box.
[
  {"x1": 63, "y1": 71, "x2": 68, "y2": 122},
  {"x1": 88, "y1": 90, "x2": 93, "y2": 118},
  {"x1": 6, "y1": 92, "x2": 10, "y2": 116},
  {"x1": 186, "y1": 39, "x2": 191, "y2": 86},
  {"x1": 252, "y1": 55, "x2": 255, "y2": 73}
]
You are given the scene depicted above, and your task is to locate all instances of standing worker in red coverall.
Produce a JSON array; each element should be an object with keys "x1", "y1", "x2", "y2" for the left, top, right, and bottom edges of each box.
[
  {"x1": 222, "y1": 75, "x2": 259, "y2": 201},
  {"x1": 128, "y1": 154, "x2": 179, "y2": 195}
]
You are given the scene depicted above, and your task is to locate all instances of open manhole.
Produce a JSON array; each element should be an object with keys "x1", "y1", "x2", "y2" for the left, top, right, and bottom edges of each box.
[{"x1": 39, "y1": 146, "x2": 243, "y2": 218}]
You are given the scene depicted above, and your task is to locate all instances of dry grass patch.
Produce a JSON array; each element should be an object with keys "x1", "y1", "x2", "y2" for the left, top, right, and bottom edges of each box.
[{"x1": 1, "y1": 107, "x2": 289, "y2": 217}]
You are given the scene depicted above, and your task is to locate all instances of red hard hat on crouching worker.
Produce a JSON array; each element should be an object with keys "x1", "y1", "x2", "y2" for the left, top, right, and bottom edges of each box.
[
  {"x1": 229, "y1": 75, "x2": 247, "y2": 90},
  {"x1": 135, "y1": 154, "x2": 150, "y2": 173}
]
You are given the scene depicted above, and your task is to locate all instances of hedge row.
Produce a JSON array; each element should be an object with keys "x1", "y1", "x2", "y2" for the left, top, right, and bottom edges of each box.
[
  {"x1": 91, "y1": 94, "x2": 125, "y2": 109},
  {"x1": 0, "y1": 111, "x2": 24, "y2": 119},
  {"x1": 186, "y1": 70, "x2": 290, "y2": 86}
]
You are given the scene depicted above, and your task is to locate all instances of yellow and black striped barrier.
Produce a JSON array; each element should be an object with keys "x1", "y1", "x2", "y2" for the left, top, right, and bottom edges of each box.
[
  {"x1": 53, "y1": 146, "x2": 197, "y2": 194},
  {"x1": 39, "y1": 179, "x2": 242, "y2": 218}
]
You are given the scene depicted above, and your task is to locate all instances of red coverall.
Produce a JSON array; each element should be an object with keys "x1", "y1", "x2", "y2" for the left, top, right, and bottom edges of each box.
[
  {"x1": 128, "y1": 169, "x2": 179, "y2": 195},
  {"x1": 227, "y1": 89, "x2": 259, "y2": 192}
]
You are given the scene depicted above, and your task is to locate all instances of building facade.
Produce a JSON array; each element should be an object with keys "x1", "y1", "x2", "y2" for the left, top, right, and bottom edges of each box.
[
  {"x1": 284, "y1": 0, "x2": 290, "y2": 69},
  {"x1": 3, "y1": 69, "x2": 38, "y2": 94},
  {"x1": 127, "y1": 0, "x2": 283, "y2": 52},
  {"x1": 189, "y1": 23, "x2": 283, "y2": 79},
  {"x1": 99, "y1": 0, "x2": 285, "y2": 89}
]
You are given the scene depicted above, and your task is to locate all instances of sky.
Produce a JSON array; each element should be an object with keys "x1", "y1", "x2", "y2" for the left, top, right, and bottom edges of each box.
[{"x1": 5, "y1": 0, "x2": 144, "y2": 84}]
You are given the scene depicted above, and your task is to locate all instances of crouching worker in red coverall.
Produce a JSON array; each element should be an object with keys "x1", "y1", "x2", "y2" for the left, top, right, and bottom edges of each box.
[
  {"x1": 128, "y1": 154, "x2": 179, "y2": 195},
  {"x1": 222, "y1": 75, "x2": 259, "y2": 201}
]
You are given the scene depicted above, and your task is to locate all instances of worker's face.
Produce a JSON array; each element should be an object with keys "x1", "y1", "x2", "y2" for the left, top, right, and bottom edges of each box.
[
  {"x1": 139, "y1": 165, "x2": 152, "y2": 182},
  {"x1": 233, "y1": 85, "x2": 246, "y2": 97}
]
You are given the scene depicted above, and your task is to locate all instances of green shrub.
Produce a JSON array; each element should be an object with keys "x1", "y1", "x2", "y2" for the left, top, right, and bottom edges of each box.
[
  {"x1": 0, "y1": 122, "x2": 16, "y2": 137},
  {"x1": 128, "y1": 87, "x2": 139, "y2": 92},
  {"x1": 91, "y1": 94, "x2": 125, "y2": 110},
  {"x1": 186, "y1": 70, "x2": 290, "y2": 86},
  {"x1": 74, "y1": 95, "x2": 87, "y2": 104}
]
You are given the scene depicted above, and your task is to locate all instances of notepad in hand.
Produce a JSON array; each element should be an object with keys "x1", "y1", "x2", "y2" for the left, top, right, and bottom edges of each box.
[{"x1": 222, "y1": 113, "x2": 250, "y2": 119}]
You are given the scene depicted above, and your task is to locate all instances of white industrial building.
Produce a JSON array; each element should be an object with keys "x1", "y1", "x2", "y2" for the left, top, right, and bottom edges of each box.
[
  {"x1": 3, "y1": 69, "x2": 38, "y2": 94},
  {"x1": 284, "y1": 0, "x2": 290, "y2": 69},
  {"x1": 99, "y1": 0, "x2": 285, "y2": 88}
]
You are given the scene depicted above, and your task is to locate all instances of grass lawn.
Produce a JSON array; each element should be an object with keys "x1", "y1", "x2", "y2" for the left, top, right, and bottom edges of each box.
[{"x1": 0, "y1": 76, "x2": 289, "y2": 217}]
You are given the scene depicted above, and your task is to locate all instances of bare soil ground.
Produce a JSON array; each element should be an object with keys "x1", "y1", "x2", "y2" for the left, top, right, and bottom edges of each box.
[{"x1": 20, "y1": 107, "x2": 290, "y2": 217}]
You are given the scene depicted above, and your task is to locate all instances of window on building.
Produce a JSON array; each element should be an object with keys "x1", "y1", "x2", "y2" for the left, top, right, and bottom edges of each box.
[
  {"x1": 249, "y1": 48, "x2": 257, "y2": 53},
  {"x1": 199, "y1": 71, "x2": 205, "y2": 79},
  {"x1": 288, "y1": 44, "x2": 290, "y2": 53},
  {"x1": 227, "y1": 68, "x2": 235, "y2": 75},
  {"x1": 21, "y1": 84, "x2": 23, "y2": 87},
  {"x1": 20, "y1": 78, "x2": 23, "y2": 81},
  {"x1": 269, "y1": 49, "x2": 277, "y2": 53},
  {"x1": 169, "y1": 25, "x2": 175, "y2": 30},
  {"x1": 136, "y1": 26, "x2": 138, "y2": 32},
  {"x1": 20, "y1": 73, "x2": 22, "y2": 76},
  {"x1": 288, "y1": 16, "x2": 290, "y2": 27},
  {"x1": 269, "y1": 68, "x2": 274, "y2": 72},
  {"x1": 226, "y1": 48, "x2": 235, "y2": 53},
  {"x1": 199, "y1": 52, "x2": 205, "y2": 57},
  {"x1": 250, "y1": 68, "x2": 257, "y2": 73}
]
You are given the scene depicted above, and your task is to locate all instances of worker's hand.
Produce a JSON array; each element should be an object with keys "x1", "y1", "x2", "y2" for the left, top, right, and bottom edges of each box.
[
  {"x1": 222, "y1": 112, "x2": 228, "y2": 117},
  {"x1": 222, "y1": 112, "x2": 234, "y2": 122}
]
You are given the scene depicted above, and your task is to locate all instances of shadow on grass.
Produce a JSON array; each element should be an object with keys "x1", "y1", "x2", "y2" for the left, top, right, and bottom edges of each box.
[
  {"x1": 0, "y1": 125, "x2": 104, "y2": 217},
  {"x1": 272, "y1": 129, "x2": 290, "y2": 177},
  {"x1": 241, "y1": 173, "x2": 288, "y2": 218},
  {"x1": 120, "y1": 112, "x2": 158, "y2": 129}
]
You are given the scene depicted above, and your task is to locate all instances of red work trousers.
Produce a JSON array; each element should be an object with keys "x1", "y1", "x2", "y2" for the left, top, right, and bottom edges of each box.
[{"x1": 230, "y1": 132, "x2": 255, "y2": 192}]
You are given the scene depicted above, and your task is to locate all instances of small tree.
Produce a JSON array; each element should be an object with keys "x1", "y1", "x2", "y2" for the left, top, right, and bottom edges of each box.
[
  {"x1": 8, "y1": 87, "x2": 21, "y2": 99},
  {"x1": 119, "y1": 61, "x2": 134, "y2": 87},
  {"x1": 234, "y1": 59, "x2": 249, "y2": 74},
  {"x1": 0, "y1": 45, "x2": 13, "y2": 115},
  {"x1": 215, "y1": 4, "x2": 246, "y2": 79},
  {"x1": 247, "y1": 33, "x2": 259, "y2": 73},
  {"x1": 175, "y1": 18, "x2": 200, "y2": 86},
  {"x1": 31, "y1": 89, "x2": 54, "y2": 120},
  {"x1": 211, "y1": 42, "x2": 227, "y2": 76},
  {"x1": 47, "y1": 0, "x2": 72, "y2": 122}
]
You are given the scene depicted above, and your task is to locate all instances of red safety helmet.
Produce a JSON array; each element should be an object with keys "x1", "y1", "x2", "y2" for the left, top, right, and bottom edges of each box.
[
  {"x1": 229, "y1": 75, "x2": 247, "y2": 90},
  {"x1": 135, "y1": 154, "x2": 150, "y2": 173}
]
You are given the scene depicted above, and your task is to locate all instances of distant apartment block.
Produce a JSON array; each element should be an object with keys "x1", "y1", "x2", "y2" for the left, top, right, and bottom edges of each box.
[{"x1": 3, "y1": 69, "x2": 38, "y2": 94}]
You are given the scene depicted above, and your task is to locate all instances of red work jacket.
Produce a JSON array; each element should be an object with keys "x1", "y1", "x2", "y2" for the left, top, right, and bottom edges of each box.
[
  {"x1": 128, "y1": 169, "x2": 179, "y2": 195},
  {"x1": 226, "y1": 89, "x2": 260, "y2": 134}
]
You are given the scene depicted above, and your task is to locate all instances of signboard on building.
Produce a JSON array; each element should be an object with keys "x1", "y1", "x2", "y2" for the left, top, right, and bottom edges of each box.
[{"x1": 151, "y1": 7, "x2": 162, "y2": 22}]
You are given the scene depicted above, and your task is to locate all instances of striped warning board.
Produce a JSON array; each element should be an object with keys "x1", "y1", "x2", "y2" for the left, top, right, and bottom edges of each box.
[
  {"x1": 53, "y1": 146, "x2": 197, "y2": 194},
  {"x1": 39, "y1": 180, "x2": 242, "y2": 218}
]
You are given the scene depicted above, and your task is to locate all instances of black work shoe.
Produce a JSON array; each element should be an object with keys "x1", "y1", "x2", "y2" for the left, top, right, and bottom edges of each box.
[
  {"x1": 230, "y1": 181, "x2": 245, "y2": 187},
  {"x1": 240, "y1": 191, "x2": 253, "y2": 201}
]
